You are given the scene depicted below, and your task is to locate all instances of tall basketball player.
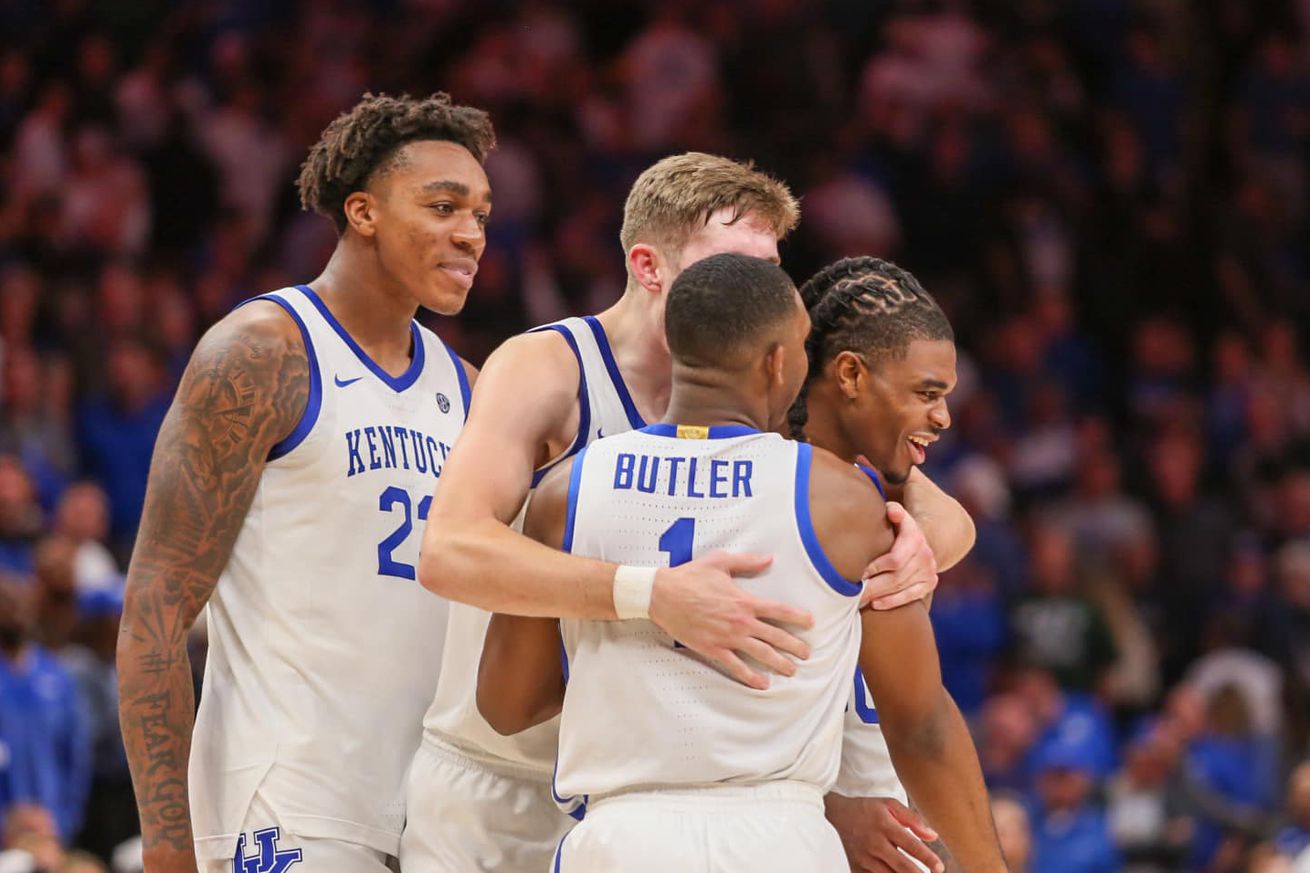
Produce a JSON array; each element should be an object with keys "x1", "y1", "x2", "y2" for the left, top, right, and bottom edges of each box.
[
  {"x1": 117, "y1": 93, "x2": 493, "y2": 873},
  {"x1": 406, "y1": 153, "x2": 972, "y2": 871},
  {"x1": 478, "y1": 253, "x2": 1004, "y2": 873}
]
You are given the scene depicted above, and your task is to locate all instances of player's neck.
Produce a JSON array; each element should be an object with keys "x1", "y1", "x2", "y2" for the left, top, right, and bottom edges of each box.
[
  {"x1": 801, "y1": 398, "x2": 856, "y2": 464},
  {"x1": 594, "y1": 294, "x2": 672, "y2": 421},
  {"x1": 662, "y1": 370, "x2": 770, "y2": 432},
  {"x1": 308, "y1": 244, "x2": 422, "y2": 376}
]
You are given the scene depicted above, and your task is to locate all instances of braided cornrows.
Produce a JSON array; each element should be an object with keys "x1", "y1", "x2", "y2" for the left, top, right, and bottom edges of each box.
[{"x1": 788, "y1": 257, "x2": 952, "y2": 439}]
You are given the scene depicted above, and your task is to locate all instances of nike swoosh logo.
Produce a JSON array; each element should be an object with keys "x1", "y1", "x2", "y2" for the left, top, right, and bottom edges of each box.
[
  {"x1": 334, "y1": 375, "x2": 363, "y2": 387},
  {"x1": 596, "y1": 428, "x2": 605, "y2": 439}
]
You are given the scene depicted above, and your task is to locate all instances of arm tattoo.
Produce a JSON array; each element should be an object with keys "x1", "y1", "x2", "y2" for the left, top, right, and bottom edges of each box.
[{"x1": 117, "y1": 314, "x2": 307, "y2": 863}]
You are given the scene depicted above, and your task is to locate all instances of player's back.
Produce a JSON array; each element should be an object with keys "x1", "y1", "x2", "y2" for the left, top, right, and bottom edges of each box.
[
  {"x1": 555, "y1": 423, "x2": 866, "y2": 805},
  {"x1": 189, "y1": 285, "x2": 465, "y2": 860}
]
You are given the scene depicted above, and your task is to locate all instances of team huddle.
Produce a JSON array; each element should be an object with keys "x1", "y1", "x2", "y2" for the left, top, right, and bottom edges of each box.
[{"x1": 116, "y1": 93, "x2": 1007, "y2": 872}]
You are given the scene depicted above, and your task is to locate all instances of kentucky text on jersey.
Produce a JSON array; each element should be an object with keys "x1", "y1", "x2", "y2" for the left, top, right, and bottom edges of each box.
[
  {"x1": 612, "y1": 452, "x2": 754, "y2": 499},
  {"x1": 345, "y1": 425, "x2": 452, "y2": 478}
]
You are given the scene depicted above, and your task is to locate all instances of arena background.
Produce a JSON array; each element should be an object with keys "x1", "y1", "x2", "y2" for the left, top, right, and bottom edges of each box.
[{"x1": 1, "y1": 0, "x2": 1309, "y2": 871}]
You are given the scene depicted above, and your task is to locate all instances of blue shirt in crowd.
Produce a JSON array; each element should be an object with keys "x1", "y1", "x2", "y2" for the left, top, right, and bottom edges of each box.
[{"x1": 0, "y1": 644, "x2": 91, "y2": 840}]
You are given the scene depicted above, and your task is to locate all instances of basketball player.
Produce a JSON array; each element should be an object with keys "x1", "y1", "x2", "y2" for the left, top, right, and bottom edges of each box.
[
  {"x1": 117, "y1": 93, "x2": 493, "y2": 873},
  {"x1": 791, "y1": 257, "x2": 963, "y2": 873},
  {"x1": 407, "y1": 153, "x2": 970, "y2": 872},
  {"x1": 478, "y1": 253, "x2": 1004, "y2": 873}
]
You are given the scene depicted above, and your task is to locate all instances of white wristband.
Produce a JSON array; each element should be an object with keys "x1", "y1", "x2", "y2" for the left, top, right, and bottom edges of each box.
[{"x1": 612, "y1": 565, "x2": 657, "y2": 620}]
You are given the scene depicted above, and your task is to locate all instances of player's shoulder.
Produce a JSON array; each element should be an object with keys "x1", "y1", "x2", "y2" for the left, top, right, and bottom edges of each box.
[
  {"x1": 805, "y1": 444, "x2": 885, "y2": 516},
  {"x1": 200, "y1": 296, "x2": 305, "y2": 359},
  {"x1": 803, "y1": 443, "x2": 891, "y2": 580},
  {"x1": 485, "y1": 327, "x2": 580, "y2": 377},
  {"x1": 473, "y1": 327, "x2": 582, "y2": 412},
  {"x1": 173, "y1": 297, "x2": 311, "y2": 448}
]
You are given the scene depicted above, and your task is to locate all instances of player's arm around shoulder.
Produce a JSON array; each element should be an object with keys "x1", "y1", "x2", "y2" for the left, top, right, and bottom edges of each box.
[
  {"x1": 118, "y1": 300, "x2": 309, "y2": 873},
  {"x1": 477, "y1": 459, "x2": 572, "y2": 735},
  {"x1": 807, "y1": 448, "x2": 896, "y2": 579},
  {"x1": 419, "y1": 329, "x2": 613, "y2": 614}
]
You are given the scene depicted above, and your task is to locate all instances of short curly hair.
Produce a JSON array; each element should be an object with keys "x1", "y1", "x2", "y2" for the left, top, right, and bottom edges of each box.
[{"x1": 297, "y1": 92, "x2": 496, "y2": 233}]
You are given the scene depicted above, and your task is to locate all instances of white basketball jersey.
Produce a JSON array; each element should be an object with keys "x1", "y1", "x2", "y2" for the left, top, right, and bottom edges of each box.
[
  {"x1": 424, "y1": 316, "x2": 648, "y2": 773},
  {"x1": 553, "y1": 425, "x2": 864, "y2": 805},
  {"x1": 189, "y1": 286, "x2": 465, "y2": 858}
]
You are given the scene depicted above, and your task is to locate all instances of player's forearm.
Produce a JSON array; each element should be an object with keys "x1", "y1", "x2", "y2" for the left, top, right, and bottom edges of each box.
[
  {"x1": 421, "y1": 516, "x2": 620, "y2": 619},
  {"x1": 117, "y1": 627, "x2": 198, "y2": 873},
  {"x1": 884, "y1": 692, "x2": 1004, "y2": 873},
  {"x1": 478, "y1": 613, "x2": 566, "y2": 734},
  {"x1": 900, "y1": 472, "x2": 974, "y2": 571}
]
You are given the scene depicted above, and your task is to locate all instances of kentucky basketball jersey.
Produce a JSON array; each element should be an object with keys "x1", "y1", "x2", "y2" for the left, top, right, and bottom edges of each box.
[
  {"x1": 189, "y1": 285, "x2": 467, "y2": 859},
  {"x1": 553, "y1": 426, "x2": 865, "y2": 804},
  {"x1": 424, "y1": 316, "x2": 648, "y2": 773}
]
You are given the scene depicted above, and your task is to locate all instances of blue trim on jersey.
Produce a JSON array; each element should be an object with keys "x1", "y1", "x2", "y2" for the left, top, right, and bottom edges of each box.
[
  {"x1": 442, "y1": 339, "x2": 472, "y2": 421},
  {"x1": 238, "y1": 294, "x2": 322, "y2": 461},
  {"x1": 529, "y1": 324, "x2": 591, "y2": 488},
  {"x1": 294, "y1": 285, "x2": 425, "y2": 392},
  {"x1": 853, "y1": 666, "x2": 881, "y2": 723},
  {"x1": 639, "y1": 423, "x2": 760, "y2": 439},
  {"x1": 560, "y1": 446, "x2": 588, "y2": 553},
  {"x1": 794, "y1": 443, "x2": 864, "y2": 597},
  {"x1": 559, "y1": 625, "x2": 569, "y2": 684},
  {"x1": 553, "y1": 828, "x2": 571, "y2": 870},
  {"x1": 551, "y1": 757, "x2": 587, "y2": 822},
  {"x1": 856, "y1": 464, "x2": 886, "y2": 499},
  {"x1": 582, "y1": 315, "x2": 645, "y2": 429}
]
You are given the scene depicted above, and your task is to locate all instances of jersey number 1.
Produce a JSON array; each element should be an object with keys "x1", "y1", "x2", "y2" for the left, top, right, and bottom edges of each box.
[
  {"x1": 377, "y1": 486, "x2": 432, "y2": 580},
  {"x1": 658, "y1": 517, "x2": 696, "y2": 567},
  {"x1": 660, "y1": 517, "x2": 697, "y2": 649}
]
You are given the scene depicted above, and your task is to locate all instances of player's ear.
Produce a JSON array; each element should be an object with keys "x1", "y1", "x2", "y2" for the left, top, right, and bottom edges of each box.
[
  {"x1": 832, "y1": 350, "x2": 866, "y2": 400},
  {"x1": 343, "y1": 191, "x2": 378, "y2": 238},
  {"x1": 765, "y1": 342, "x2": 786, "y2": 385},
  {"x1": 627, "y1": 243, "x2": 664, "y2": 295}
]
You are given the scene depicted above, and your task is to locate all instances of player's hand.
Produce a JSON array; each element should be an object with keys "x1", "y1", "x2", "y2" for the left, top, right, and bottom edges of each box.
[
  {"x1": 825, "y1": 794, "x2": 945, "y2": 873},
  {"x1": 861, "y1": 501, "x2": 938, "y2": 611},
  {"x1": 649, "y1": 551, "x2": 813, "y2": 690}
]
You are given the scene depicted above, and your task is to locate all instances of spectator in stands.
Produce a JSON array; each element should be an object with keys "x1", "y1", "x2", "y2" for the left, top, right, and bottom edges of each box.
[
  {"x1": 1009, "y1": 522, "x2": 1118, "y2": 693},
  {"x1": 1029, "y1": 737, "x2": 1121, "y2": 873},
  {"x1": 59, "y1": 589, "x2": 129, "y2": 863},
  {"x1": 31, "y1": 537, "x2": 78, "y2": 653},
  {"x1": 0, "y1": 459, "x2": 41, "y2": 582},
  {"x1": 73, "y1": 336, "x2": 168, "y2": 556},
  {"x1": 1106, "y1": 719, "x2": 1193, "y2": 871},
  {"x1": 0, "y1": 581, "x2": 89, "y2": 843},
  {"x1": 50, "y1": 485, "x2": 119, "y2": 595},
  {"x1": 0, "y1": 803, "x2": 63, "y2": 872},
  {"x1": 1184, "y1": 684, "x2": 1280, "y2": 869}
]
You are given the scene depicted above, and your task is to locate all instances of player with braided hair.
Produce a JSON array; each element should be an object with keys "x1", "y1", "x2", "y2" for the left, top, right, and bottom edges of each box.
[{"x1": 793, "y1": 256, "x2": 970, "y2": 873}]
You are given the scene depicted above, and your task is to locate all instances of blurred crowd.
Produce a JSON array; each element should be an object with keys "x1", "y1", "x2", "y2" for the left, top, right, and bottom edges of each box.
[{"x1": 1, "y1": 0, "x2": 1309, "y2": 870}]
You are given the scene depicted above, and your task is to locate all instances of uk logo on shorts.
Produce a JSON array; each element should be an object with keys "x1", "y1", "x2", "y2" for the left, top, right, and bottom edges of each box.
[{"x1": 233, "y1": 827, "x2": 303, "y2": 873}]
